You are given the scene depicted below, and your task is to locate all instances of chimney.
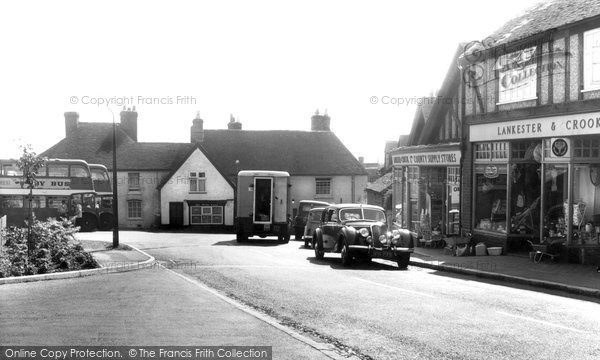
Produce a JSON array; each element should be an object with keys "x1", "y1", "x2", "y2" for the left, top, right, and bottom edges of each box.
[
  {"x1": 64, "y1": 112, "x2": 79, "y2": 137},
  {"x1": 191, "y1": 112, "x2": 204, "y2": 143},
  {"x1": 358, "y1": 156, "x2": 364, "y2": 164},
  {"x1": 120, "y1": 106, "x2": 138, "y2": 141},
  {"x1": 311, "y1": 109, "x2": 331, "y2": 131},
  {"x1": 227, "y1": 114, "x2": 242, "y2": 130}
]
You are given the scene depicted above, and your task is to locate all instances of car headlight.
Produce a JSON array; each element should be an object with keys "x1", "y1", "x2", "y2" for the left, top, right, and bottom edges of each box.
[
  {"x1": 391, "y1": 237, "x2": 399, "y2": 245},
  {"x1": 379, "y1": 235, "x2": 387, "y2": 244},
  {"x1": 392, "y1": 230, "x2": 401, "y2": 239},
  {"x1": 359, "y1": 228, "x2": 369, "y2": 237},
  {"x1": 366, "y1": 236, "x2": 373, "y2": 244}
]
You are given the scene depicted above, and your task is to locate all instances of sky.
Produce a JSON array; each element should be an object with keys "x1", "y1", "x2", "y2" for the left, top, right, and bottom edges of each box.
[{"x1": 0, "y1": 0, "x2": 543, "y2": 163}]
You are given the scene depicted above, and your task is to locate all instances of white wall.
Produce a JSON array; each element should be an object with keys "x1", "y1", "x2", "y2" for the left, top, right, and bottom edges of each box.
[
  {"x1": 109, "y1": 170, "x2": 168, "y2": 228},
  {"x1": 160, "y1": 148, "x2": 234, "y2": 225},
  {"x1": 289, "y1": 175, "x2": 368, "y2": 212}
]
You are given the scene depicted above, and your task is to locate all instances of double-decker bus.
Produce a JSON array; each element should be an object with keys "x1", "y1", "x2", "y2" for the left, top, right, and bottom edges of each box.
[{"x1": 0, "y1": 158, "x2": 113, "y2": 232}]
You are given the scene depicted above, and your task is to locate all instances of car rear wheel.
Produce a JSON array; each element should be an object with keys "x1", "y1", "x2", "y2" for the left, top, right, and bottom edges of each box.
[
  {"x1": 314, "y1": 237, "x2": 324, "y2": 260},
  {"x1": 341, "y1": 242, "x2": 352, "y2": 267},
  {"x1": 79, "y1": 214, "x2": 98, "y2": 232},
  {"x1": 397, "y1": 253, "x2": 410, "y2": 269}
]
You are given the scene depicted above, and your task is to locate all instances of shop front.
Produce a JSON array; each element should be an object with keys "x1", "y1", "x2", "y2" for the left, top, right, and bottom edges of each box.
[
  {"x1": 391, "y1": 144, "x2": 461, "y2": 243},
  {"x1": 469, "y1": 111, "x2": 600, "y2": 263}
]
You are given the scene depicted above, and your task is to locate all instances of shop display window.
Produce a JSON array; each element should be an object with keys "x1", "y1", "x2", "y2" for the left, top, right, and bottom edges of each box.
[
  {"x1": 542, "y1": 164, "x2": 569, "y2": 240},
  {"x1": 474, "y1": 165, "x2": 507, "y2": 233},
  {"x1": 572, "y1": 164, "x2": 600, "y2": 245},
  {"x1": 509, "y1": 159, "x2": 541, "y2": 235}
]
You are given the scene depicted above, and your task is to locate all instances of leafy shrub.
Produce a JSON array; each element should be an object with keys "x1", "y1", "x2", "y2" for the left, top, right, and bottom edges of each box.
[{"x1": 0, "y1": 217, "x2": 98, "y2": 278}]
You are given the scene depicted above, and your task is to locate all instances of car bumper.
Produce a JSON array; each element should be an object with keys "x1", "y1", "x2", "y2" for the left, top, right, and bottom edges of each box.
[{"x1": 348, "y1": 245, "x2": 413, "y2": 259}]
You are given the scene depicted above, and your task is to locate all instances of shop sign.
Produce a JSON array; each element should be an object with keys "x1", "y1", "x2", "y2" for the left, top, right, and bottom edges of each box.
[
  {"x1": 392, "y1": 150, "x2": 460, "y2": 166},
  {"x1": 484, "y1": 165, "x2": 498, "y2": 179},
  {"x1": 470, "y1": 111, "x2": 600, "y2": 142},
  {"x1": 551, "y1": 138, "x2": 568, "y2": 157}
]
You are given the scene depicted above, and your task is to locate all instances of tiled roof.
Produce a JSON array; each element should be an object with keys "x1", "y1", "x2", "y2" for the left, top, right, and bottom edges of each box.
[
  {"x1": 366, "y1": 172, "x2": 392, "y2": 194},
  {"x1": 42, "y1": 124, "x2": 367, "y2": 177},
  {"x1": 201, "y1": 130, "x2": 367, "y2": 177},
  {"x1": 486, "y1": 0, "x2": 600, "y2": 48},
  {"x1": 41, "y1": 122, "x2": 194, "y2": 171}
]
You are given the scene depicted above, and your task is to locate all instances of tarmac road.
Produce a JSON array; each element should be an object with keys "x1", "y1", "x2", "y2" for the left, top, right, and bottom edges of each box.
[{"x1": 3, "y1": 231, "x2": 600, "y2": 360}]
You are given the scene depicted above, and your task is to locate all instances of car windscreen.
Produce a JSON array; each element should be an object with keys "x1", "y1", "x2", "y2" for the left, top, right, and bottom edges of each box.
[{"x1": 340, "y1": 208, "x2": 385, "y2": 222}]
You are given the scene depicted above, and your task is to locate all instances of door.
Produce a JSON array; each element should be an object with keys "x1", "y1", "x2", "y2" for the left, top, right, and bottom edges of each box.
[
  {"x1": 253, "y1": 177, "x2": 273, "y2": 224},
  {"x1": 169, "y1": 202, "x2": 184, "y2": 227},
  {"x1": 321, "y1": 208, "x2": 338, "y2": 250}
]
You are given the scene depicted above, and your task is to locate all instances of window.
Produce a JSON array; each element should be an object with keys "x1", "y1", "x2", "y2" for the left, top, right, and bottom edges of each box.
[
  {"x1": 128, "y1": 173, "x2": 140, "y2": 190},
  {"x1": 0, "y1": 195, "x2": 24, "y2": 208},
  {"x1": 497, "y1": 47, "x2": 537, "y2": 103},
  {"x1": 573, "y1": 137, "x2": 600, "y2": 158},
  {"x1": 474, "y1": 142, "x2": 509, "y2": 162},
  {"x1": 190, "y1": 206, "x2": 223, "y2": 225},
  {"x1": 189, "y1": 172, "x2": 206, "y2": 193},
  {"x1": 46, "y1": 196, "x2": 69, "y2": 209},
  {"x1": 447, "y1": 166, "x2": 460, "y2": 184},
  {"x1": 47, "y1": 164, "x2": 69, "y2": 177},
  {"x1": 407, "y1": 166, "x2": 419, "y2": 181},
  {"x1": 584, "y1": 28, "x2": 600, "y2": 91},
  {"x1": 127, "y1": 200, "x2": 142, "y2": 219},
  {"x1": 315, "y1": 178, "x2": 331, "y2": 195},
  {"x1": 474, "y1": 165, "x2": 508, "y2": 233},
  {"x1": 2, "y1": 163, "x2": 21, "y2": 176},
  {"x1": 70, "y1": 165, "x2": 89, "y2": 178}
]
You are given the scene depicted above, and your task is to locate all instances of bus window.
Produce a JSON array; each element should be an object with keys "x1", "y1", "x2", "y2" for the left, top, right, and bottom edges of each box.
[
  {"x1": 2, "y1": 164, "x2": 22, "y2": 176},
  {"x1": 101, "y1": 196, "x2": 113, "y2": 209},
  {"x1": 0, "y1": 195, "x2": 24, "y2": 208},
  {"x1": 70, "y1": 165, "x2": 90, "y2": 178},
  {"x1": 31, "y1": 196, "x2": 46, "y2": 208},
  {"x1": 47, "y1": 196, "x2": 69, "y2": 208},
  {"x1": 47, "y1": 164, "x2": 69, "y2": 177},
  {"x1": 83, "y1": 193, "x2": 95, "y2": 209}
]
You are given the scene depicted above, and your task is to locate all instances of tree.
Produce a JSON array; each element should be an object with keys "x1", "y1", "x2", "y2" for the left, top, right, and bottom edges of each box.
[{"x1": 16, "y1": 145, "x2": 47, "y2": 258}]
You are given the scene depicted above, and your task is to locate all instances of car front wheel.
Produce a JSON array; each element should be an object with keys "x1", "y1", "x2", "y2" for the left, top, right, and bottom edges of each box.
[
  {"x1": 397, "y1": 253, "x2": 410, "y2": 269},
  {"x1": 341, "y1": 242, "x2": 352, "y2": 267}
]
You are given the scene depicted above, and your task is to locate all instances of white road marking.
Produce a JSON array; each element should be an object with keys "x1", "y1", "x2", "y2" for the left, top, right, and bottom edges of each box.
[
  {"x1": 351, "y1": 276, "x2": 436, "y2": 299},
  {"x1": 496, "y1": 311, "x2": 587, "y2": 334}
]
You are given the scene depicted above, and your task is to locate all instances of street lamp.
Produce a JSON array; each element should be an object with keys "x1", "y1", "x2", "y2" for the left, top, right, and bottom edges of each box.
[{"x1": 108, "y1": 107, "x2": 119, "y2": 248}]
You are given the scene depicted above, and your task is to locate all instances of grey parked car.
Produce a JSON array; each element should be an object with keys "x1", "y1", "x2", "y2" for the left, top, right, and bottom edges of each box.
[
  {"x1": 313, "y1": 204, "x2": 415, "y2": 269},
  {"x1": 302, "y1": 207, "x2": 326, "y2": 248}
]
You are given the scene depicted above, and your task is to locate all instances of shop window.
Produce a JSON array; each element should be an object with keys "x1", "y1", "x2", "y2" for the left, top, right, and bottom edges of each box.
[
  {"x1": 474, "y1": 165, "x2": 507, "y2": 233},
  {"x1": 127, "y1": 200, "x2": 142, "y2": 219},
  {"x1": 542, "y1": 164, "x2": 569, "y2": 240},
  {"x1": 128, "y1": 173, "x2": 140, "y2": 190},
  {"x1": 584, "y1": 28, "x2": 600, "y2": 91},
  {"x1": 190, "y1": 206, "x2": 223, "y2": 225},
  {"x1": 189, "y1": 172, "x2": 206, "y2": 193},
  {"x1": 447, "y1": 166, "x2": 460, "y2": 184},
  {"x1": 572, "y1": 165, "x2": 600, "y2": 245},
  {"x1": 511, "y1": 141, "x2": 542, "y2": 161},
  {"x1": 315, "y1": 178, "x2": 331, "y2": 195},
  {"x1": 509, "y1": 163, "x2": 541, "y2": 235},
  {"x1": 573, "y1": 138, "x2": 600, "y2": 158},
  {"x1": 497, "y1": 47, "x2": 537, "y2": 103}
]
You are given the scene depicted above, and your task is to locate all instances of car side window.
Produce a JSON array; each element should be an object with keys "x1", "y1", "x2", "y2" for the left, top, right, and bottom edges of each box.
[
  {"x1": 322, "y1": 209, "x2": 330, "y2": 222},
  {"x1": 331, "y1": 211, "x2": 338, "y2": 222}
]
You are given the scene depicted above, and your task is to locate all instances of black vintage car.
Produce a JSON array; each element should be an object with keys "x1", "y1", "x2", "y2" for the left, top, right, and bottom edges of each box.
[{"x1": 312, "y1": 204, "x2": 415, "y2": 269}]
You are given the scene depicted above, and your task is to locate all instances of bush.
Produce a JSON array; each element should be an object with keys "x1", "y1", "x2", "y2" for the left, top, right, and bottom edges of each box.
[{"x1": 0, "y1": 217, "x2": 98, "y2": 278}]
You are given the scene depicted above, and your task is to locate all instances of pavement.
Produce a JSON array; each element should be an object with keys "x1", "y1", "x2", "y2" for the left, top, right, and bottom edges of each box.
[{"x1": 410, "y1": 246, "x2": 600, "y2": 298}]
